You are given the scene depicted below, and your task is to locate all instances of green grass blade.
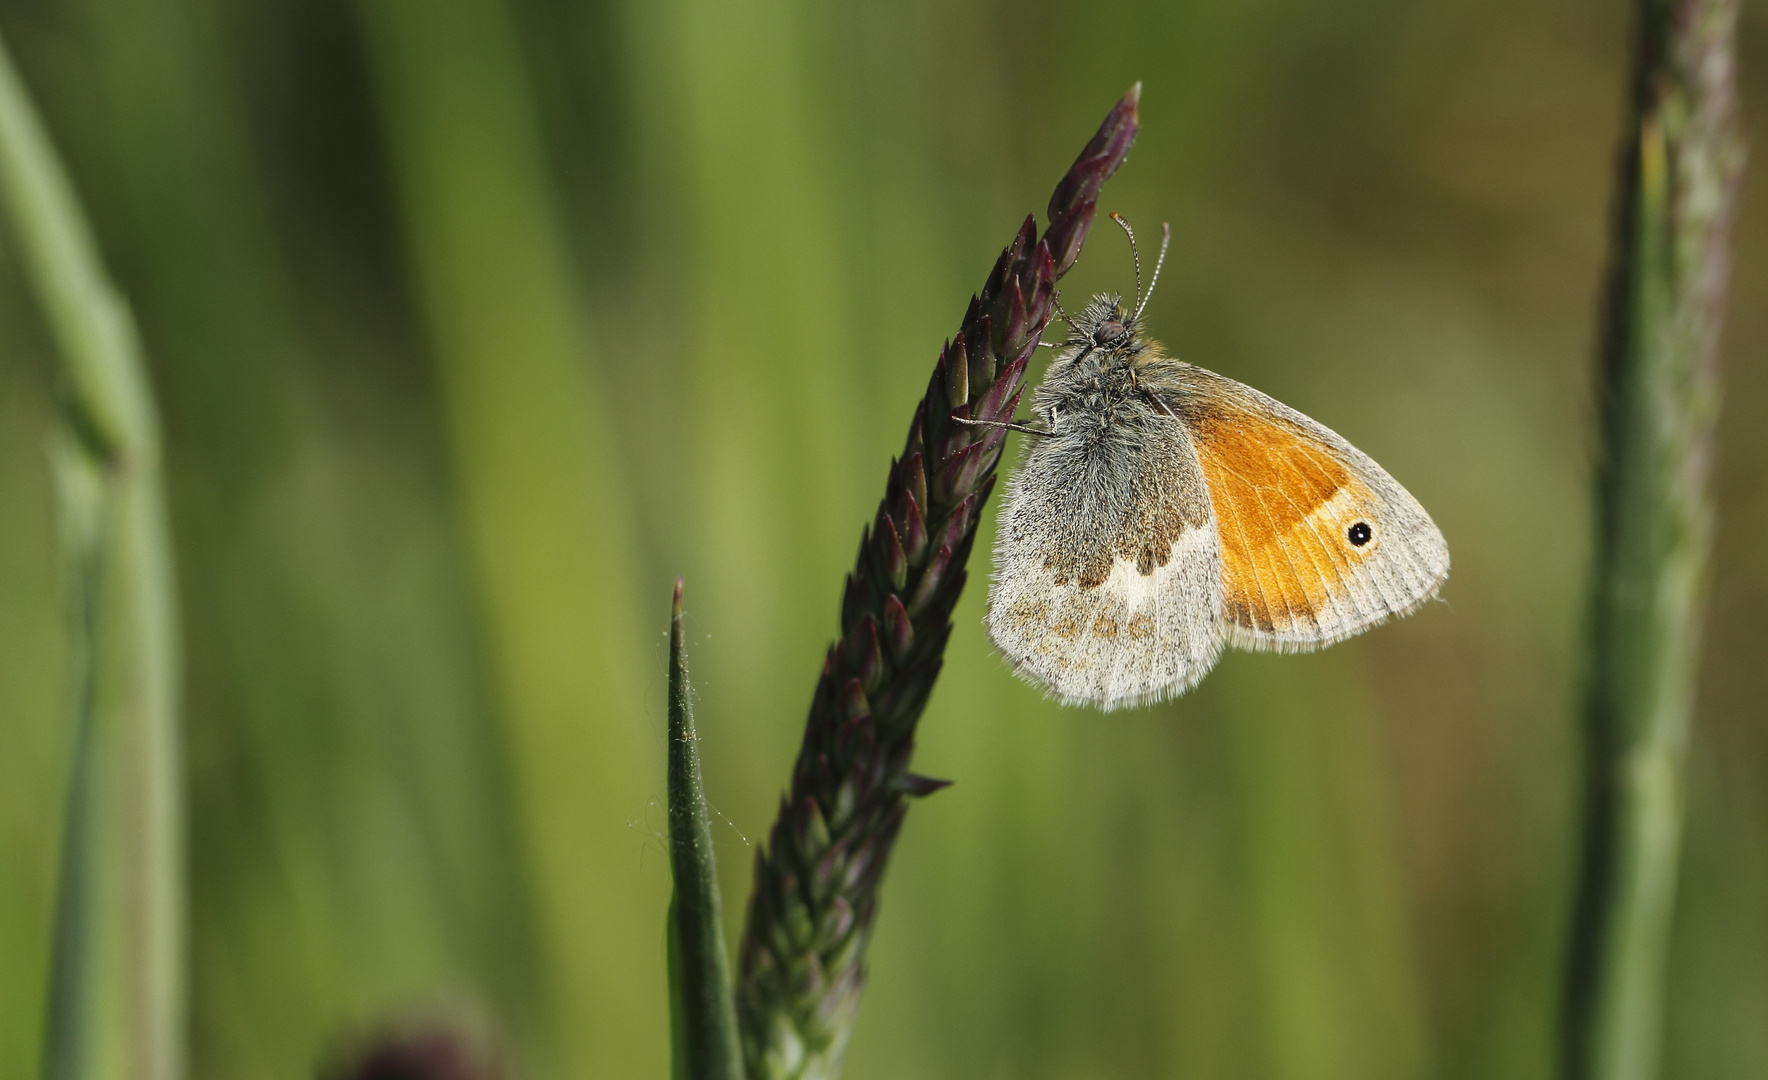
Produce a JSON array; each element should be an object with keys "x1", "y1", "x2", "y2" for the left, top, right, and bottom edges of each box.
[
  {"x1": 40, "y1": 434, "x2": 108, "y2": 1080},
  {"x1": 0, "y1": 30, "x2": 183, "y2": 1080},
  {"x1": 666, "y1": 580, "x2": 742, "y2": 1080},
  {"x1": 1563, "y1": 3, "x2": 1745, "y2": 1079}
]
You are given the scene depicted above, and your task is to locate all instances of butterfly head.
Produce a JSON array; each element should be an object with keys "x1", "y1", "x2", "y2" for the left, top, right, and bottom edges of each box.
[
  {"x1": 1063, "y1": 293, "x2": 1154, "y2": 365},
  {"x1": 1053, "y1": 214, "x2": 1172, "y2": 368}
]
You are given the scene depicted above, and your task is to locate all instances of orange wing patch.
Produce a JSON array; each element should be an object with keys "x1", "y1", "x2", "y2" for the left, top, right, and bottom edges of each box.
[{"x1": 1190, "y1": 404, "x2": 1377, "y2": 638}]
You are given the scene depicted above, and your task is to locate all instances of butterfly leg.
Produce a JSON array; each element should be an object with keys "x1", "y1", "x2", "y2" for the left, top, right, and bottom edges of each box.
[
  {"x1": 1141, "y1": 389, "x2": 1179, "y2": 419},
  {"x1": 953, "y1": 416, "x2": 1056, "y2": 438}
]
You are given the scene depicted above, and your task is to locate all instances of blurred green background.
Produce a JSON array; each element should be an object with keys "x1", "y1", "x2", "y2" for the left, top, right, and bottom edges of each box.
[{"x1": 0, "y1": 0, "x2": 1763, "y2": 1077}]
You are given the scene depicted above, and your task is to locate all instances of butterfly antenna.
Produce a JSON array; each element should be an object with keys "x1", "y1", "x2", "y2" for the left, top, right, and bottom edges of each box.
[
  {"x1": 1132, "y1": 223, "x2": 1172, "y2": 322},
  {"x1": 1109, "y1": 212, "x2": 1143, "y2": 311}
]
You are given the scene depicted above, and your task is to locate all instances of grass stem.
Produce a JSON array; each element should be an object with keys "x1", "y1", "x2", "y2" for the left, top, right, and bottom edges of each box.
[
  {"x1": 1563, "y1": 3, "x2": 1744, "y2": 1079},
  {"x1": 0, "y1": 30, "x2": 183, "y2": 1080}
]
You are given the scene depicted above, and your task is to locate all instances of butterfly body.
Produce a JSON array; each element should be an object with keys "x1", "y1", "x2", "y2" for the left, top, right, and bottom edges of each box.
[{"x1": 987, "y1": 294, "x2": 1449, "y2": 709}]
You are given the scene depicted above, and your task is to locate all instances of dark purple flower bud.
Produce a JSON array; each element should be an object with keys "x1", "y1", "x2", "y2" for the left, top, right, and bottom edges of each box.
[
  {"x1": 798, "y1": 796, "x2": 832, "y2": 853},
  {"x1": 991, "y1": 278, "x2": 1029, "y2": 361},
  {"x1": 982, "y1": 218, "x2": 1034, "y2": 304},
  {"x1": 821, "y1": 942, "x2": 866, "y2": 1005},
  {"x1": 976, "y1": 356, "x2": 1028, "y2": 422},
  {"x1": 1047, "y1": 90, "x2": 1139, "y2": 223},
  {"x1": 1043, "y1": 201, "x2": 1095, "y2": 281},
  {"x1": 933, "y1": 441, "x2": 985, "y2": 504},
  {"x1": 959, "y1": 293, "x2": 982, "y2": 337},
  {"x1": 881, "y1": 594, "x2": 913, "y2": 663},
  {"x1": 931, "y1": 493, "x2": 978, "y2": 558},
  {"x1": 974, "y1": 416, "x2": 1010, "y2": 464},
  {"x1": 819, "y1": 896, "x2": 856, "y2": 943},
  {"x1": 899, "y1": 451, "x2": 928, "y2": 522},
  {"x1": 791, "y1": 952, "x2": 828, "y2": 1001},
  {"x1": 895, "y1": 491, "x2": 928, "y2": 566},
  {"x1": 812, "y1": 751, "x2": 837, "y2": 793},
  {"x1": 1027, "y1": 244, "x2": 1058, "y2": 327},
  {"x1": 812, "y1": 842, "x2": 849, "y2": 902},
  {"x1": 840, "y1": 572, "x2": 868, "y2": 635},
  {"x1": 834, "y1": 715, "x2": 874, "y2": 770},
  {"x1": 893, "y1": 773, "x2": 953, "y2": 797},
  {"x1": 1049, "y1": 162, "x2": 1108, "y2": 231},
  {"x1": 838, "y1": 679, "x2": 870, "y2": 723},
  {"x1": 941, "y1": 338, "x2": 968, "y2": 407},
  {"x1": 965, "y1": 314, "x2": 996, "y2": 393},
  {"x1": 907, "y1": 543, "x2": 953, "y2": 617},
  {"x1": 845, "y1": 615, "x2": 884, "y2": 693},
  {"x1": 1009, "y1": 215, "x2": 1038, "y2": 275},
  {"x1": 781, "y1": 891, "x2": 815, "y2": 950},
  {"x1": 873, "y1": 510, "x2": 907, "y2": 592},
  {"x1": 840, "y1": 843, "x2": 877, "y2": 895},
  {"x1": 919, "y1": 367, "x2": 950, "y2": 446},
  {"x1": 872, "y1": 655, "x2": 941, "y2": 729}
]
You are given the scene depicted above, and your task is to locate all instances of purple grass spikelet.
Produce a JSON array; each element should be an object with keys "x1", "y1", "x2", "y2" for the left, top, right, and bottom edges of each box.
[{"x1": 734, "y1": 85, "x2": 1141, "y2": 1080}]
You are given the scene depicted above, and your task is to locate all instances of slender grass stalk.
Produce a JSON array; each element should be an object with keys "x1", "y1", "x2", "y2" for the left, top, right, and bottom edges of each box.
[
  {"x1": 0, "y1": 31, "x2": 183, "y2": 1080},
  {"x1": 734, "y1": 87, "x2": 1140, "y2": 1080},
  {"x1": 666, "y1": 580, "x2": 743, "y2": 1080},
  {"x1": 1563, "y1": 3, "x2": 1744, "y2": 1079}
]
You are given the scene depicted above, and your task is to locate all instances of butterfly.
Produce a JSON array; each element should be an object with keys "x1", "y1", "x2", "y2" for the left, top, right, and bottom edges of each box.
[{"x1": 981, "y1": 219, "x2": 1449, "y2": 709}]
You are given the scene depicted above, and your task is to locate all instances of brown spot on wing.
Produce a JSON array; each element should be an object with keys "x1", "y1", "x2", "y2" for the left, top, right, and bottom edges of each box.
[
  {"x1": 1188, "y1": 399, "x2": 1369, "y2": 635},
  {"x1": 1035, "y1": 419, "x2": 1210, "y2": 590},
  {"x1": 1114, "y1": 468, "x2": 1201, "y2": 578}
]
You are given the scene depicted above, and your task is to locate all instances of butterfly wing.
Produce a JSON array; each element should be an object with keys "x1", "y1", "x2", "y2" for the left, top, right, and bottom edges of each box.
[
  {"x1": 1155, "y1": 365, "x2": 1449, "y2": 651},
  {"x1": 986, "y1": 408, "x2": 1225, "y2": 710}
]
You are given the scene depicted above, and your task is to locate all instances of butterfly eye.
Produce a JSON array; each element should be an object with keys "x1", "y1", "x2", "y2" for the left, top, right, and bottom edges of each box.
[
  {"x1": 1096, "y1": 320, "x2": 1125, "y2": 344},
  {"x1": 1347, "y1": 522, "x2": 1373, "y2": 547}
]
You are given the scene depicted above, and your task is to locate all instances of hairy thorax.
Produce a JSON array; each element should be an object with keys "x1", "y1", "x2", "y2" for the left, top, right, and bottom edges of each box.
[
  {"x1": 1033, "y1": 294, "x2": 1175, "y2": 438},
  {"x1": 1013, "y1": 295, "x2": 1209, "y2": 590}
]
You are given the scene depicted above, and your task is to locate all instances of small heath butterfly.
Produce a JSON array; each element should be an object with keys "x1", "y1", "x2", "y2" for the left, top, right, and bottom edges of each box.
[{"x1": 982, "y1": 218, "x2": 1449, "y2": 709}]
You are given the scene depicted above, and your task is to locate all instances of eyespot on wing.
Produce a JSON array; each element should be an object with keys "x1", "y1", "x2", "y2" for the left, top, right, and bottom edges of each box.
[{"x1": 1171, "y1": 368, "x2": 1449, "y2": 649}]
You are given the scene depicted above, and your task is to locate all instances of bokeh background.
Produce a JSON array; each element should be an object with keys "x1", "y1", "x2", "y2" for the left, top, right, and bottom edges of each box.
[{"x1": 0, "y1": 0, "x2": 1763, "y2": 1077}]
